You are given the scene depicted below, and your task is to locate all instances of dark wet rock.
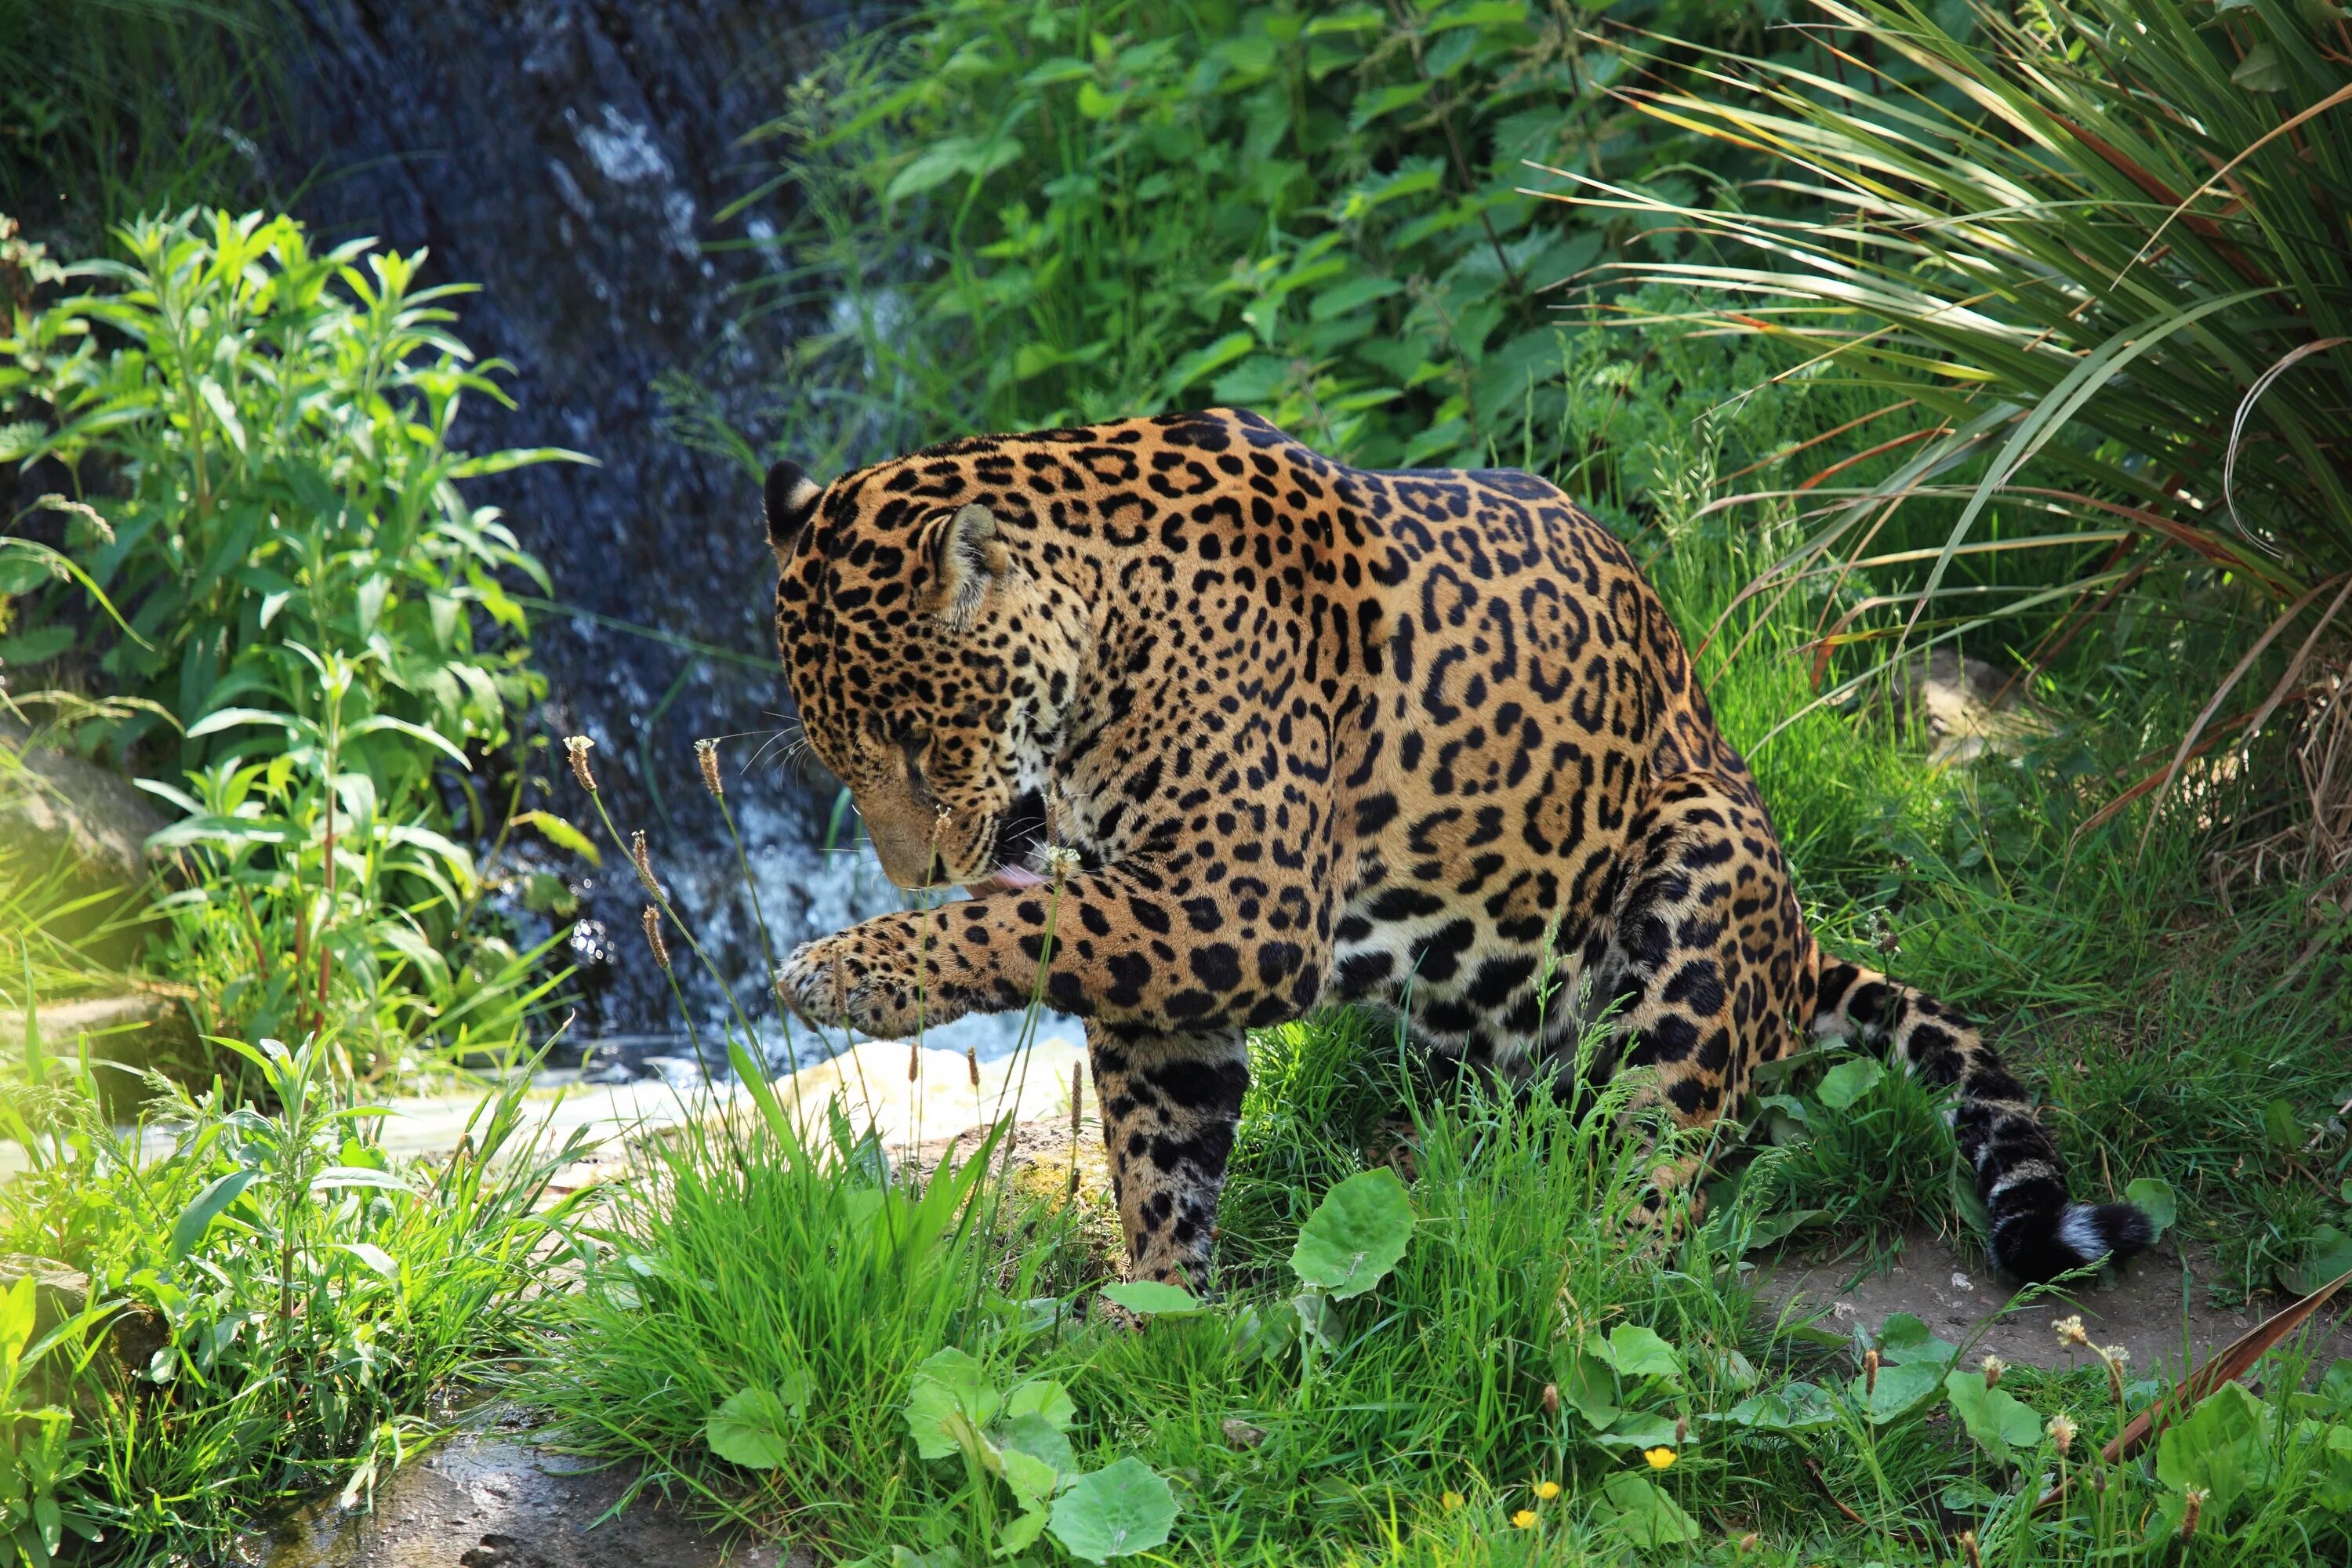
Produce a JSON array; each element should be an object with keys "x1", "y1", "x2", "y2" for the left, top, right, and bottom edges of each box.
[
  {"x1": 270, "y1": 0, "x2": 866, "y2": 1038},
  {"x1": 239, "y1": 1417, "x2": 807, "y2": 1568}
]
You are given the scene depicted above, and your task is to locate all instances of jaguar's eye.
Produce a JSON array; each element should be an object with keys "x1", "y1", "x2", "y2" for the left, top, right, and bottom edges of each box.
[{"x1": 900, "y1": 728, "x2": 931, "y2": 780}]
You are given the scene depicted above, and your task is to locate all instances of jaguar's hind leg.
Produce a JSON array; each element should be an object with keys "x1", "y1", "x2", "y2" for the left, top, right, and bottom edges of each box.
[
  {"x1": 1086, "y1": 1022, "x2": 1250, "y2": 1287},
  {"x1": 1589, "y1": 771, "x2": 1809, "y2": 1227}
]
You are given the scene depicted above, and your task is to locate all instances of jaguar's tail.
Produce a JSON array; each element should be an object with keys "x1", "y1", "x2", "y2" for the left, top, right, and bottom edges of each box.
[{"x1": 1804, "y1": 946, "x2": 2151, "y2": 1283}]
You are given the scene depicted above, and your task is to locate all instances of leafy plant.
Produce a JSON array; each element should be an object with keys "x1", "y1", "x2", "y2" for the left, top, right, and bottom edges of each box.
[
  {"x1": 1, "y1": 209, "x2": 583, "y2": 1061},
  {"x1": 0, "y1": 1014, "x2": 590, "y2": 1561},
  {"x1": 0, "y1": 1275, "x2": 98, "y2": 1568},
  {"x1": 728, "y1": 0, "x2": 1796, "y2": 481}
]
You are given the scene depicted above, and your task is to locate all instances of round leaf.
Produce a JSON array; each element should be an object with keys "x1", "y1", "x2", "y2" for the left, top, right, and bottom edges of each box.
[
  {"x1": 2125, "y1": 1177, "x2": 2178, "y2": 1242},
  {"x1": 1048, "y1": 1456, "x2": 1178, "y2": 1562},
  {"x1": 1290, "y1": 1167, "x2": 1413, "y2": 1299},
  {"x1": 706, "y1": 1385, "x2": 803, "y2": 1470}
]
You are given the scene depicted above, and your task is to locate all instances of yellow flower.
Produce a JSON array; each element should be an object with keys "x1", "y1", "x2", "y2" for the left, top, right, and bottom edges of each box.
[
  {"x1": 1512, "y1": 1509, "x2": 1538, "y2": 1530},
  {"x1": 1441, "y1": 1490, "x2": 1465, "y2": 1512},
  {"x1": 1532, "y1": 1479, "x2": 1562, "y2": 1501},
  {"x1": 1643, "y1": 1446, "x2": 1677, "y2": 1471}
]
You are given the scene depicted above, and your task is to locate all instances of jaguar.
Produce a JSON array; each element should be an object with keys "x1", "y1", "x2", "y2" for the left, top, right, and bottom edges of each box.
[{"x1": 764, "y1": 408, "x2": 2151, "y2": 1287}]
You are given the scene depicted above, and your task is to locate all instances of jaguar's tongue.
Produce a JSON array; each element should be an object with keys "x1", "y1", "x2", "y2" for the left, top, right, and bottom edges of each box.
[{"x1": 966, "y1": 863, "x2": 1047, "y2": 898}]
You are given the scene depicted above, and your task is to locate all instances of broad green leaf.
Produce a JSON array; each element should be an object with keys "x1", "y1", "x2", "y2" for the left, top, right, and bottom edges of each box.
[
  {"x1": 2281, "y1": 1225, "x2": 2352, "y2": 1294},
  {"x1": 2125, "y1": 1177, "x2": 2177, "y2": 1241},
  {"x1": 1001, "y1": 1378, "x2": 1077, "y2": 1434},
  {"x1": 906, "y1": 1348, "x2": 1000, "y2": 1460},
  {"x1": 1347, "y1": 79, "x2": 1433, "y2": 132},
  {"x1": 185, "y1": 706, "x2": 298, "y2": 739},
  {"x1": 1162, "y1": 332, "x2": 1256, "y2": 394},
  {"x1": 2230, "y1": 43, "x2": 2288, "y2": 91},
  {"x1": 1944, "y1": 1370, "x2": 2043, "y2": 1463},
  {"x1": 1290, "y1": 1167, "x2": 1412, "y2": 1299},
  {"x1": 1048, "y1": 1457, "x2": 1177, "y2": 1562},
  {"x1": 1873, "y1": 1313, "x2": 1960, "y2": 1367},
  {"x1": 1553, "y1": 1345, "x2": 1621, "y2": 1428},
  {"x1": 1816, "y1": 1057, "x2": 1885, "y2": 1110},
  {"x1": 1595, "y1": 1412, "x2": 1679, "y2": 1449},
  {"x1": 887, "y1": 139, "x2": 980, "y2": 202},
  {"x1": 1099, "y1": 1280, "x2": 1203, "y2": 1316},
  {"x1": 0, "y1": 1276, "x2": 34, "y2": 1363},
  {"x1": 1715, "y1": 1381, "x2": 1838, "y2": 1431},
  {"x1": 996, "y1": 1439, "x2": 1063, "y2": 1514},
  {"x1": 1599, "y1": 1472, "x2": 1699, "y2": 1546},
  {"x1": 2154, "y1": 1381, "x2": 2272, "y2": 1513},
  {"x1": 1850, "y1": 1359, "x2": 1944, "y2": 1423},
  {"x1": 510, "y1": 809, "x2": 601, "y2": 866},
  {"x1": 996, "y1": 1507, "x2": 1049, "y2": 1556},
  {"x1": 1593, "y1": 1324, "x2": 1682, "y2": 1381},
  {"x1": 169, "y1": 1167, "x2": 258, "y2": 1260},
  {"x1": 707, "y1": 1380, "x2": 811, "y2": 1470},
  {"x1": 334, "y1": 1242, "x2": 399, "y2": 1278}
]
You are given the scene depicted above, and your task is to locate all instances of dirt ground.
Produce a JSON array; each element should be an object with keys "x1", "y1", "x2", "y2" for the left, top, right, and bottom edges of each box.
[
  {"x1": 1755, "y1": 1229, "x2": 2352, "y2": 1377},
  {"x1": 236, "y1": 1415, "x2": 804, "y2": 1568}
]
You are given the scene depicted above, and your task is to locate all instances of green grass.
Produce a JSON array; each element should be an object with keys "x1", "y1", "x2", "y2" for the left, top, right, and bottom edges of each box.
[
  {"x1": 1, "y1": 1029, "x2": 590, "y2": 1563},
  {"x1": 526, "y1": 1018, "x2": 2352, "y2": 1565}
]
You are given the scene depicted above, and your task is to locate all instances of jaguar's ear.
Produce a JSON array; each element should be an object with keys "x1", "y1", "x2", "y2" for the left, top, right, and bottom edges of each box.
[
  {"x1": 917, "y1": 502, "x2": 1011, "y2": 626},
  {"x1": 763, "y1": 459, "x2": 823, "y2": 564}
]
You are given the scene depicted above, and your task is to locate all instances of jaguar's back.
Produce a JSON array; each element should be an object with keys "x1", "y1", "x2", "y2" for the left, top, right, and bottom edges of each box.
[{"x1": 768, "y1": 408, "x2": 2151, "y2": 1287}]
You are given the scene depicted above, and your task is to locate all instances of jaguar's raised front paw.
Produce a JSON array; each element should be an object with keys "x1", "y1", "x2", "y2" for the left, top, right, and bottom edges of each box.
[{"x1": 775, "y1": 929, "x2": 966, "y2": 1039}]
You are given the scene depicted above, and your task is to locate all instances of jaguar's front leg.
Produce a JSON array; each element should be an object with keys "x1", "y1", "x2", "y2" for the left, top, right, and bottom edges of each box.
[
  {"x1": 777, "y1": 860, "x2": 1330, "y2": 1041},
  {"x1": 1087, "y1": 1022, "x2": 1249, "y2": 1288}
]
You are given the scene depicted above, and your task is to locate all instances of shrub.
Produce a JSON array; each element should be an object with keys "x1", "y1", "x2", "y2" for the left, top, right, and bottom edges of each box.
[
  {"x1": 728, "y1": 0, "x2": 1792, "y2": 477},
  {"x1": 1, "y1": 209, "x2": 583, "y2": 1062}
]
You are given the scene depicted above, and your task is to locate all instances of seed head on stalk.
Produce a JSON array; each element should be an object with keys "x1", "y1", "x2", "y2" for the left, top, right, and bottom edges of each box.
[
  {"x1": 630, "y1": 830, "x2": 659, "y2": 895},
  {"x1": 641, "y1": 905, "x2": 670, "y2": 971},
  {"x1": 564, "y1": 735, "x2": 597, "y2": 791},
  {"x1": 695, "y1": 737, "x2": 724, "y2": 797}
]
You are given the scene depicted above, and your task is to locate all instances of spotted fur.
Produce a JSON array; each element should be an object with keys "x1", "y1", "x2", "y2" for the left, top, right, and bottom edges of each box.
[{"x1": 764, "y1": 409, "x2": 2151, "y2": 1287}]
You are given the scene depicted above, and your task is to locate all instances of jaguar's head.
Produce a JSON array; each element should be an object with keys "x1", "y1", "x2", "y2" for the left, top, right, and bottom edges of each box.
[{"x1": 763, "y1": 452, "x2": 1083, "y2": 895}]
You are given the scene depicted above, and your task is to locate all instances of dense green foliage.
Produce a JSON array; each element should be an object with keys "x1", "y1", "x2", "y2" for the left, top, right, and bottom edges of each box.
[
  {"x1": 739, "y1": 0, "x2": 1795, "y2": 478},
  {"x1": 0, "y1": 0, "x2": 283, "y2": 241},
  {"x1": 0, "y1": 211, "x2": 580, "y2": 1062}
]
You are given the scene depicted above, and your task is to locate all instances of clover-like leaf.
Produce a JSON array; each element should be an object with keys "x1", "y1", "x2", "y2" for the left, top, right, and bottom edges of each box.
[
  {"x1": 1048, "y1": 1457, "x2": 1178, "y2": 1562},
  {"x1": 1290, "y1": 1167, "x2": 1413, "y2": 1299}
]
